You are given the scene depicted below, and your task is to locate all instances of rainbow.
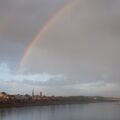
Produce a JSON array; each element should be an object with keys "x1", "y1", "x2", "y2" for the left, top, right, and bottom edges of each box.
[{"x1": 19, "y1": 0, "x2": 77, "y2": 70}]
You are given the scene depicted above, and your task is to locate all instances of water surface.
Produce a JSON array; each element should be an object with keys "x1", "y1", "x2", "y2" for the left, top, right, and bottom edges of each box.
[{"x1": 0, "y1": 103, "x2": 120, "y2": 120}]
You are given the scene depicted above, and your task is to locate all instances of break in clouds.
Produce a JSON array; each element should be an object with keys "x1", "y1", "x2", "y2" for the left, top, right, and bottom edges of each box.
[
  {"x1": 0, "y1": 62, "x2": 119, "y2": 96},
  {"x1": 0, "y1": 63, "x2": 64, "y2": 86}
]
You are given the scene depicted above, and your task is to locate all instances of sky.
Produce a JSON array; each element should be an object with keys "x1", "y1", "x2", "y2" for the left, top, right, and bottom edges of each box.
[{"x1": 0, "y1": 0, "x2": 120, "y2": 97}]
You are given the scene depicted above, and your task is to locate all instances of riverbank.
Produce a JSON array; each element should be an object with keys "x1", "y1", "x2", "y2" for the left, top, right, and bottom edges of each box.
[{"x1": 0, "y1": 99, "x2": 119, "y2": 108}]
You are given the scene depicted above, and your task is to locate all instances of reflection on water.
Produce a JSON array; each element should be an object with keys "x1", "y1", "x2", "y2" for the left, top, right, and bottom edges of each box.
[{"x1": 0, "y1": 103, "x2": 120, "y2": 120}]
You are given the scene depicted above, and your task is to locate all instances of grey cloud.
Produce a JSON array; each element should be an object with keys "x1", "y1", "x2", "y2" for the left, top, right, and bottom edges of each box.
[
  {"x1": 1, "y1": 0, "x2": 120, "y2": 96},
  {"x1": 20, "y1": 0, "x2": 120, "y2": 96},
  {"x1": 0, "y1": 0, "x2": 69, "y2": 66}
]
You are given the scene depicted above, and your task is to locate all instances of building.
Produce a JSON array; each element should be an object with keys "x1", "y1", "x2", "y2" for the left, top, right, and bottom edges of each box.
[
  {"x1": 0, "y1": 92, "x2": 9, "y2": 101},
  {"x1": 32, "y1": 89, "x2": 34, "y2": 97},
  {"x1": 40, "y1": 92, "x2": 42, "y2": 97}
]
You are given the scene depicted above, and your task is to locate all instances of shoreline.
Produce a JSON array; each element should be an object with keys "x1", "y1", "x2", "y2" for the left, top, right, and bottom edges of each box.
[{"x1": 0, "y1": 100, "x2": 118, "y2": 109}]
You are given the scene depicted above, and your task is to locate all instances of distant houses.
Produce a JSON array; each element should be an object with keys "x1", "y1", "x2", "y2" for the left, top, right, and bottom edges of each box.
[
  {"x1": 0, "y1": 90, "x2": 45, "y2": 102},
  {"x1": 0, "y1": 91, "x2": 119, "y2": 107},
  {"x1": 0, "y1": 92, "x2": 9, "y2": 102},
  {"x1": 0, "y1": 92, "x2": 31, "y2": 102}
]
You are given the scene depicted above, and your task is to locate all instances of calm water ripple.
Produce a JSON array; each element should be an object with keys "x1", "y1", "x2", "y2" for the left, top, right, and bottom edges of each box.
[{"x1": 0, "y1": 102, "x2": 120, "y2": 120}]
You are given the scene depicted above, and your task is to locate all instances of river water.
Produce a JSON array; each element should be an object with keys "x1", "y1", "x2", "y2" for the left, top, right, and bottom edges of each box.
[{"x1": 0, "y1": 102, "x2": 120, "y2": 120}]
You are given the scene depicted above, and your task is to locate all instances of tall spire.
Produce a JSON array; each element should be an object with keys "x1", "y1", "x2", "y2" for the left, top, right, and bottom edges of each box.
[{"x1": 32, "y1": 88, "x2": 34, "y2": 97}]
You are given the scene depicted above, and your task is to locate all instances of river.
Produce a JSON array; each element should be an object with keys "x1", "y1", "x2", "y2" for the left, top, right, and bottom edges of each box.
[{"x1": 0, "y1": 102, "x2": 120, "y2": 120}]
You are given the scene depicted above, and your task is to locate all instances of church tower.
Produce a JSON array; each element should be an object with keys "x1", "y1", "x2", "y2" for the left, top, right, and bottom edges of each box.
[{"x1": 32, "y1": 88, "x2": 34, "y2": 97}]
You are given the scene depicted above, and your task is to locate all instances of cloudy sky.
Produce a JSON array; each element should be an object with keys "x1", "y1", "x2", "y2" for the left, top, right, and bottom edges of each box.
[{"x1": 0, "y1": 0, "x2": 120, "y2": 97}]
